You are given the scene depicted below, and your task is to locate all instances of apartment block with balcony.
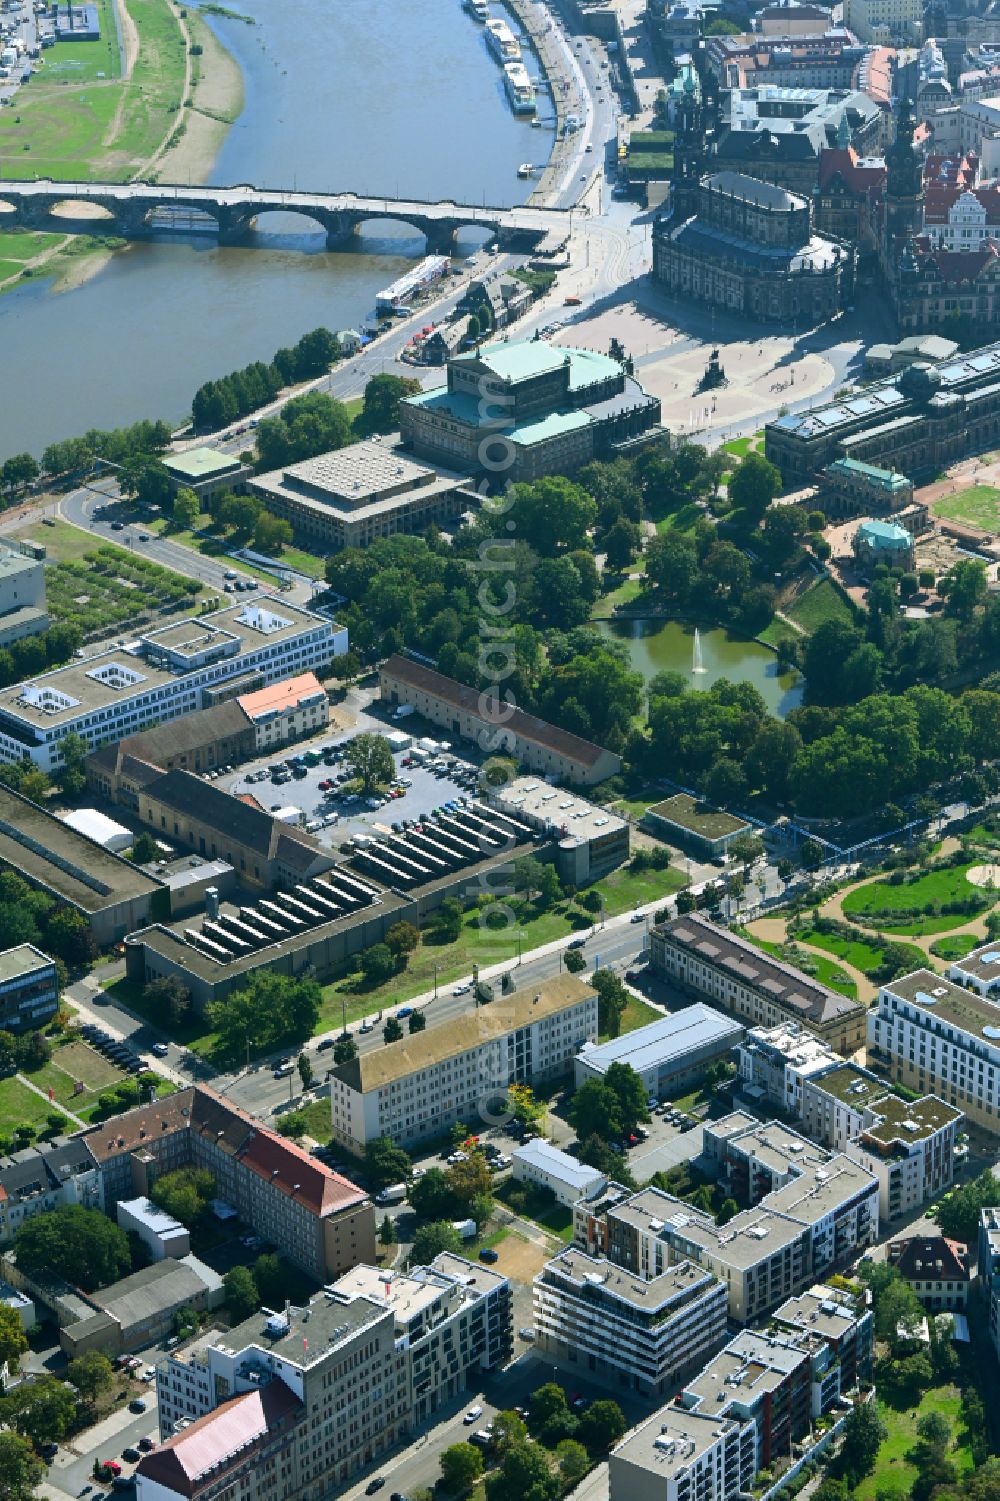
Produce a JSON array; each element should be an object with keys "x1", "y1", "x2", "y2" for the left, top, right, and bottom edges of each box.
[
  {"x1": 736, "y1": 1023, "x2": 841, "y2": 1116},
  {"x1": 867, "y1": 968, "x2": 1000, "y2": 1132},
  {"x1": 609, "y1": 1406, "x2": 757, "y2": 1501},
  {"x1": 978, "y1": 1206, "x2": 1000, "y2": 1362},
  {"x1": 0, "y1": 1137, "x2": 102, "y2": 1244},
  {"x1": 678, "y1": 1329, "x2": 814, "y2": 1470},
  {"x1": 533, "y1": 1248, "x2": 727, "y2": 1397},
  {"x1": 772, "y1": 1283, "x2": 873, "y2": 1395}
]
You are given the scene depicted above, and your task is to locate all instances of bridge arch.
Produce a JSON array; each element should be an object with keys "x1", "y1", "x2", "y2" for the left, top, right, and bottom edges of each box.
[
  {"x1": 246, "y1": 207, "x2": 333, "y2": 244},
  {"x1": 352, "y1": 214, "x2": 451, "y2": 255}
]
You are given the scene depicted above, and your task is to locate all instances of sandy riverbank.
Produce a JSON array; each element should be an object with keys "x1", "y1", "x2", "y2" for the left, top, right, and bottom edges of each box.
[{"x1": 154, "y1": 10, "x2": 244, "y2": 185}]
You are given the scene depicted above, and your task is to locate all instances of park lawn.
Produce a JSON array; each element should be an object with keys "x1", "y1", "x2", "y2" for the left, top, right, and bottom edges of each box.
[
  {"x1": 855, "y1": 1386, "x2": 972, "y2": 1501},
  {"x1": 792, "y1": 926, "x2": 925, "y2": 978},
  {"x1": 615, "y1": 995, "x2": 662, "y2": 1038},
  {"x1": 14, "y1": 517, "x2": 117, "y2": 564},
  {"x1": 273, "y1": 543, "x2": 327, "y2": 579},
  {"x1": 592, "y1": 576, "x2": 646, "y2": 617},
  {"x1": 0, "y1": 0, "x2": 185, "y2": 181},
  {"x1": 146, "y1": 517, "x2": 275, "y2": 583},
  {"x1": 930, "y1": 932, "x2": 981, "y2": 960},
  {"x1": 932, "y1": 485, "x2": 1000, "y2": 534},
  {"x1": 842, "y1": 863, "x2": 992, "y2": 934},
  {"x1": 787, "y1": 577, "x2": 854, "y2": 634},
  {"x1": 756, "y1": 617, "x2": 798, "y2": 649},
  {"x1": 284, "y1": 1097, "x2": 333, "y2": 1144},
  {"x1": 0, "y1": 229, "x2": 63, "y2": 261},
  {"x1": 655, "y1": 500, "x2": 701, "y2": 535},
  {"x1": 318, "y1": 906, "x2": 577, "y2": 1036},
  {"x1": 597, "y1": 862, "x2": 686, "y2": 914},
  {"x1": 0, "y1": 1073, "x2": 72, "y2": 1135}
]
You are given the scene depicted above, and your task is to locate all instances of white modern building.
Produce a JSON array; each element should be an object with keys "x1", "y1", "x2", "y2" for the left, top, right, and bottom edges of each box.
[
  {"x1": 486, "y1": 775, "x2": 630, "y2": 885},
  {"x1": 736, "y1": 1023, "x2": 841, "y2": 1115},
  {"x1": 533, "y1": 1248, "x2": 727, "y2": 1396},
  {"x1": 329, "y1": 976, "x2": 599, "y2": 1151},
  {"x1": 798, "y1": 1062, "x2": 960, "y2": 1221},
  {"x1": 511, "y1": 1138, "x2": 606, "y2": 1207},
  {"x1": 867, "y1": 967, "x2": 1000, "y2": 1131},
  {"x1": 117, "y1": 1196, "x2": 191, "y2": 1262},
  {"x1": 0, "y1": 598, "x2": 345, "y2": 773},
  {"x1": 576, "y1": 1005, "x2": 743, "y2": 1099},
  {"x1": 947, "y1": 939, "x2": 1000, "y2": 997},
  {"x1": 609, "y1": 1406, "x2": 757, "y2": 1501}
]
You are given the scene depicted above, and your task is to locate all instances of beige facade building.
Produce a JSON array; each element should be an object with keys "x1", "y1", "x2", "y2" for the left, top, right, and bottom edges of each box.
[
  {"x1": 843, "y1": 0, "x2": 921, "y2": 42},
  {"x1": 380, "y1": 655, "x2": 621, "y2": 787},
  {"x1": 236, "y1": 673, "x2": 329, "y2": 751},
  {"x1": 329, "y1": 975, "x2": 599, "y2": 1151},
  {"x1": 651, "y1": 914, "x2": 866, "y2": 1055}
]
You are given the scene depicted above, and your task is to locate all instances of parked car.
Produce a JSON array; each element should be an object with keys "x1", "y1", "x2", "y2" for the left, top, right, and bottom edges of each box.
[
  {"x1": 129, "y1": 1399, "x2": 147, "y2": 1415},
  {"x1": 464, "y1": 1406, "x2": 484, "y2": 1425},
  {"x1": 365, "y1": 1480, "x2": 385, "y2": 1495},
  {"x1": 479, "y1": 1247, "x2": 499, "y2": 1263},
  {"x1": 122, "y1": 1449, "x2": 141, "y2": 1464}
]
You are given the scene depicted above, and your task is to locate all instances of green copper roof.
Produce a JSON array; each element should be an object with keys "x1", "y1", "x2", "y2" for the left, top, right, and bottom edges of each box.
[
  {"x1": 857, "y1": 519, "x2": 911, "y2": 547},
  {"x1": 829, "y1": 456, "x2": 910, "y2": 490}
]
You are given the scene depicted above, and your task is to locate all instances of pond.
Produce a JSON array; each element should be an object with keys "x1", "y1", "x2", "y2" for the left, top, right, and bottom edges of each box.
[{"x1": 597, "y1": 618, "x2": 803, "y2": 718}]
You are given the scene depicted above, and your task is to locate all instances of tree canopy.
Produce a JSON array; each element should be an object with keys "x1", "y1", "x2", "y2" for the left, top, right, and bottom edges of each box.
[{"x1": 15, "y1": 1204, "x2": 131, "y2": 1292}]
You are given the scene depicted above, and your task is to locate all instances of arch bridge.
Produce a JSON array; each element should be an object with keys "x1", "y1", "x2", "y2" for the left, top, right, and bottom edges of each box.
[{"x1": 0, "y1": 180, "x2": 572, "y2": 254}]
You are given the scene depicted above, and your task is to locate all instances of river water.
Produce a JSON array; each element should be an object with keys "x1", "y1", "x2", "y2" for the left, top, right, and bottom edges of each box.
[{"x1": 0, "y1": 0, "x2": 548, "y2": 456}]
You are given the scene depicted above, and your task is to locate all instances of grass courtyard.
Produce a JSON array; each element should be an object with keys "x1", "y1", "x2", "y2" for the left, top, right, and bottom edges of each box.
[
  {"x1": 0, "y1": 1073, "x2": 72, "y2": 1136},
  {"x1": 931, "y1": 485, "x2": 1000, "y2": 534}
]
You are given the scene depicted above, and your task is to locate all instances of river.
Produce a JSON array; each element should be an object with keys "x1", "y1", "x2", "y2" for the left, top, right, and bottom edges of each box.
[
  {"x1": 598, "y1": 618, "x2": 804, "y2": 717},
  {"x1": 0, "y1": 0, "x2": 549, "y2": 457}
]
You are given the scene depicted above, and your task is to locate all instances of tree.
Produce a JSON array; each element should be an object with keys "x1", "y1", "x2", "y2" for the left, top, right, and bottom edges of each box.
[
  {"x1": 362, "y1": 373, "x2": 421, "y2": 432},
  {"x1": 603, "y1": 517, "x2": 640, "y2": 571},
  {"x1": 297, "y1": 1052, "x2": 313, "y2": 1090},
  {"x1": 207, "y1": 970, "x2": 322, "y2": 1060},
  {"x1": 255, "y1": 392, "x2": 353, "y2": 470},
  {"x1": 253, "y1": 511, "x2": 293, "y2": 555},
  {"x1": 728, "y1": 451, "x2": 781, "y2": 524},
  {"x1": 15, "y1": 1203, "x2": 131, "y2": 1291},
  {"x1": 333, "y1": 1034, "x2": 357, "y2": 1065},
  {"x1": 591, "y1": 968, "x2": 629, "y2": 1039},
  {"x1": 493, "y1": 1411, "x2": 529, "y2": 1454},
  {"x1": 0, "y1": 1430, "x2": 44, "y2": 1501},
  {"x1": 383, "y1": 1015, "x2": 404, "y2": 1042},
  {"x1": 378, "y1": 1214, "x2": 396, "y2": 1246},
  {"x1": 249, "y1": 1252, "x2": 283, "y2": 1305},
  {"x1": 130, "y1": 830, "x2": 160, "y2": 865},
  {"x1": 579, "y1": 1400, "x2": 626, "y2": 1452},
  {"x1": 916, "y1": 1411, "x2": 950, "y2": 1453},
  {"x1": 172, "y1": 487, "x2": 201, "y2": 530},
  {"x1": 942, "y1": 556, "x2": 988, "y2": 620},
  {"x1": 564, "y1": 947, "x2": 586, "y2": 973},
  {"x1": 728, "y1": 833, "x2": 765, "y2": 874},
  {"x1": 347, "y1": 732, "x2": 394, "y2": 793},
  {"x1": 223, "y1": 1265, "x2": 259, "y2": 1322},
  {"x1": 428, "y1": 896, "x2": 463, "y2": 944},
  {"x1": 556, "y1": 1439, "x2": 589, "y2": 1486},
  {"x1": 486, "y1": 1440, "x2": 560, "y2": 1501},
  {"x1": 501, "y1": 476, "x2": 598, "y2": 556},
  {"x1": 365, "y1": 1136, "x2": 413, "y2": 1190},
  {"x1": 513, "y1": 856, "x2": 562, "y2": 909},
  {"x1": 718, "y1": 1197, "x2": 738, "y2": 1225},
  {"x1": 8, "y1": 1375, "x2": 77, "y2": 1447},
  {"x1": 67, "y1": 1349, "x2": 114, "y2": 1404},
  {"x1": 142, "y1": 973, "x2": 191, "y2": 1028},
  {"x1": 151, "y1": 1167, "x2": 215, "y2": 1229},
  {"x1": 56, "y1": 731, "x2": 89, "y2": 797},
  {"x1": 440, "y1": 1443, "x2": 484, "y2": 1495},
  {"x1": 2, "y1": 453, "x2": 40, "y2": 494},
  {"x1": 408, "y1": 1010, "x2": 426, "y2": 1034},
  {"x1": 0, "y1": 1302, "x2": 27, "y2": 1376},
  {"x1": 362, "y1": 943, "x2": 397, "y2": 985},
  {"x1": 838, "y1": 1402, "x2": 887, "y2": 1485},
  {"x1": 604, "y1": 1062, "x2": 649, "y2": 1134},
  {"x1": 411, "y1": 1220, "x2": 463, "y2": 1263},
  {"x1": 386, "y1": 921, "x2": 420, "y2": 959},
  {"x1": 568, "y1": 1078, "x2": 623, "y2": 1143},
  {"x1": 410, "y1": 1167, "x2": 455, "y2": 1221}
]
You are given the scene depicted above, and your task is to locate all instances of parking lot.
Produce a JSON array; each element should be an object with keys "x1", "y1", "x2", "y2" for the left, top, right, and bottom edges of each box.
[{"x1": 221, "y1": 716, "x2": 481, "y2": 849}]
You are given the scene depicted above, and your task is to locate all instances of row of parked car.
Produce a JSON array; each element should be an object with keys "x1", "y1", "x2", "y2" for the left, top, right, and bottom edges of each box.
[{"x1": 78, "y1": 1024, "x2": 151, "y2": 1074}]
